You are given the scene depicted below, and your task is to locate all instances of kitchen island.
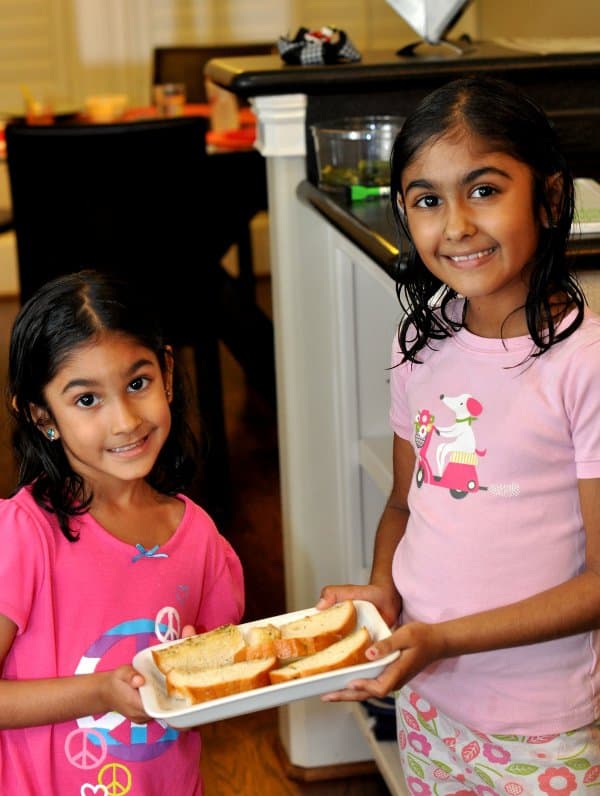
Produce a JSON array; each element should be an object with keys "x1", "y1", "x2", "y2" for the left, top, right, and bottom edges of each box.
[{"x1": 206, "y1": 42, "x2": 600, "y2": 791}]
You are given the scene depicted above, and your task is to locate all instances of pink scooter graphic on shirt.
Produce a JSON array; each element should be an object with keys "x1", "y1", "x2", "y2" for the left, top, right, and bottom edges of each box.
[{"x1": 414, "y1": 395, "x2": 487, "y2": 499}]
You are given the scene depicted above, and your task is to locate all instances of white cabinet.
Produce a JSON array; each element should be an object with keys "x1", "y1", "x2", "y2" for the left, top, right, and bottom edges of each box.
[
  {"x1": 254, "y1": 93, "x2": 407, "y2": 792},
  {"x1": 266, "y1": 183, "x2": 407, "y2": 790},
  {"x1": 294, "y1": 212, "x2": 409, "y2": 796},
  {"x1": 325, "y1": 232, "x2": 401, "y2": 587}
]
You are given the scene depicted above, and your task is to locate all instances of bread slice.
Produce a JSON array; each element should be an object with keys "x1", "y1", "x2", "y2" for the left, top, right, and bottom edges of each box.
[
  {"x1": 166, "y1": 657, "x2": 278, "y2": 703},
  {"x1": 273, "y1": 600, "x2": 357, "y2": 662},
  {"x1": 269, "y1": 626, "x2": 372, "y2": 684},
  {"x1": 151, "y1": 624, "x2": 246, "y2": 675},
  {"x1": 242, "y1": 623, "x2": 282, "y2": 661}
]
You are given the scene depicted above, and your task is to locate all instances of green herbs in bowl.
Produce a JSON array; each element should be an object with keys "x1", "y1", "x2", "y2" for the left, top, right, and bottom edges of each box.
[{"x1": 311, "y1": 116, "x2": 404, "y2": 192}]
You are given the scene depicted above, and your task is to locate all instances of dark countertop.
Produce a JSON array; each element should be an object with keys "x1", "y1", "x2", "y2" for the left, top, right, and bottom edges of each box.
[
  {"x1": 206, "y1": 42, "x2": 600, "y2": 185},
  {"x1": 296, "y1": 180, "x2": 600, "y2": 279},
  {"x1": 205, "y1": 42, "x2": 600, "y2": 99}
]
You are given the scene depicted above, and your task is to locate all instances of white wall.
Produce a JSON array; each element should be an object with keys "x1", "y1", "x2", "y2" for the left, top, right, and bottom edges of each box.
[
  {"x1": 477, "y1": 0, "x2": 600, "y2": 38},
  {"x1": 0, "y1": 0, "x2": 472, "y2": 111},
  {"x1": 0, "y1": 0, "x2": 291, "y2": 112},
  {"x1": 1, "y1": 0, "x2": 598, "y2": 112}
]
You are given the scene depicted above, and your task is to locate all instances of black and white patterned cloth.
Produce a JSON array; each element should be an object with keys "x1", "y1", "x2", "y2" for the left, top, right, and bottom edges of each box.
[{"x1": 277, "y1": 26, "x2": 361, "y2": 65}]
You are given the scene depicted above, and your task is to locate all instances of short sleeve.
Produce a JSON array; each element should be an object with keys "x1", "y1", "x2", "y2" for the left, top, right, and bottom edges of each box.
[
  {"x1": 566, "y1": 333, "x2": 600, "y2": 479},
  {"x1": 389, "y1": 332, "x2": 414, "y2": 441},
  {"x1": 195, "y1": 534, "x2": 245, "y2": 631},
  {"x1": 0, "y1": 497, "x2": 48, "y2": 633}
]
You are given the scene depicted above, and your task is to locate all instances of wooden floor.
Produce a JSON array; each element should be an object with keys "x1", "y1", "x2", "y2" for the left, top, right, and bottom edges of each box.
[{"x1": 0, "y1": 288, "x2": 390, "y2": 795}]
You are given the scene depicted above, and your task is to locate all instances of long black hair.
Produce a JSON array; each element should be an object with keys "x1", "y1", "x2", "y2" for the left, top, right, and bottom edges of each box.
[
  {"x1": 390, "y1": 75, "x2": 585, "y2": 363},
  {"x1": 8, "y1": 269, "x2": 198, "y2": 541}
]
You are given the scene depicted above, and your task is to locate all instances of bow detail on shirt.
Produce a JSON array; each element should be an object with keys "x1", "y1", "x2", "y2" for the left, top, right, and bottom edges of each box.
[{"x1": 131, "y1": 543, "x2": 169, "y2": 563}]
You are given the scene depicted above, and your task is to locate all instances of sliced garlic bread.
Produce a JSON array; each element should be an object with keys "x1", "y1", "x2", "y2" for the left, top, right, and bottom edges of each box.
[
  {"x1": 241, "y1": 623, "x2": 282, "y2": 660},
  {"x1": 269, "y1": 626, "x2": 372, "y2": 684},
  {"x1": 167, "y1": 656, "x2": 278, "y2": 703},
  {"x1": 151, "y1": 623, "x2": 246, "y2": 675},
  {"x1": 274, "y1": 599, "x2": 357, "y2": 662}
]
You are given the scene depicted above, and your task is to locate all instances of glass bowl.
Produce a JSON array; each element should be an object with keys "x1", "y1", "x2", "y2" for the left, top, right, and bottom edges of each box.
[{"x1": 310, "y1": 115, "x2": 404, "y2": 192}]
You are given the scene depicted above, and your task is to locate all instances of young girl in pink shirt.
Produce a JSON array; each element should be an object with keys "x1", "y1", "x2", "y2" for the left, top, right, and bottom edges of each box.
[
  {"x1": 0, "y1": 270, "x2": 244, "y2": 794},
  {"x1": 318, "y1": 76, "x2": 600, "y2": 794}
]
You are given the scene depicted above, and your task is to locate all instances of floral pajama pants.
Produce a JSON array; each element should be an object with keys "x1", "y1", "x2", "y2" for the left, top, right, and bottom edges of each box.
[{"x1": 395, "y1": 687, "x2": 600, "y2": 795}]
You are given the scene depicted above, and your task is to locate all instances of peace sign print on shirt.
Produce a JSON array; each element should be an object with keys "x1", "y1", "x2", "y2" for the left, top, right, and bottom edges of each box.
[
  {"x1": 155, "y1": 605, "x2": 181, "y2": 643},
  {"x1": 65, "y1": 727, "x2": 108, "y2": 770},
  {"x1": 73, "y1": 618, "x2": 179, "y2": 765}
]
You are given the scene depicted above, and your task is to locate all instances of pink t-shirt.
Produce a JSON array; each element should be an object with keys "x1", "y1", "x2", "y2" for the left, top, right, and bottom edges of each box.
[
  {"x1": 389, "y1": 302, "x2": 600, "y2": 734},
  {"x1": 0, "y1": 487, "x2": 244, "y2": 794}
]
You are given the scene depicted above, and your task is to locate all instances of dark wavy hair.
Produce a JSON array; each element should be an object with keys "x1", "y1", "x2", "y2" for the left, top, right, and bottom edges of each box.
[
  {"x1": 390, "y1": 75, "x2": 585, "y2": 363},
  {"x1": 8, "y1": 269, "x2": 199, "y2": 541}
]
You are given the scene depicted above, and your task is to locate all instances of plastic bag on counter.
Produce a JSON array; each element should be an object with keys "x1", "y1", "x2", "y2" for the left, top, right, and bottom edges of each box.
[{"x1": 277, "y1": 27, "x2": 361, "y2": 65}]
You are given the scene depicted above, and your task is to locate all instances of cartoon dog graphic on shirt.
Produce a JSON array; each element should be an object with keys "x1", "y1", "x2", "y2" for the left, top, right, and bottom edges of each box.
[
  {"x1": 435, "y1": 393, "x2": 487, "y2": 477},
  {"x1": 413, "y1": 394, "x2": 489, "y2": 497}
]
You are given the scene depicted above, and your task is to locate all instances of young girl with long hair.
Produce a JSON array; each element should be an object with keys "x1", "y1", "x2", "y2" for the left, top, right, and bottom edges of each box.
[
  {"x1": 318, "y1": 76, "x2": 600, "y2": 794},
  {"x1": 0, "y1": 270, "x2": 244, "y2": 794}
]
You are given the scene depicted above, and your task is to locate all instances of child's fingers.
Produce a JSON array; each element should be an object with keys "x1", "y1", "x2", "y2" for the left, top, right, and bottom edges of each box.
[
  {"x1": 316, "y1": 584, "x2": 374, "y2": 609},
  {"x1": 365, "y1": 636, "x2": 397, "y2": 660},
  {"x1": 130, "y1": 671, "x2": 145, "y2": 689},
  {"x1": 321, "y1": 686, "x2": 371, "y2": 702},
  {"x1": 321, "y1": 672, "x2": 392, "y2": 701},
  {"x1": 315, "y1": 586, "x2": 352, "y2": 609}
]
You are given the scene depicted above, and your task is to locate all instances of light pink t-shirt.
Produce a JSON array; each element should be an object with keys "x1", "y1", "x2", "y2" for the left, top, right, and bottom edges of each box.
[
  {"x1": 0, "y1": 487, "x2": 244, "y2": 794},
  {"x1": 389, "y1": 302, "x2": 600, "y2": 734}
]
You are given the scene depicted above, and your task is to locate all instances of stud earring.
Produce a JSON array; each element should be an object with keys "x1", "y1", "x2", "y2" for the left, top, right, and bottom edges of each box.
[{"x1": 46, "y1": 428, "x2": 56, "y2": 441}]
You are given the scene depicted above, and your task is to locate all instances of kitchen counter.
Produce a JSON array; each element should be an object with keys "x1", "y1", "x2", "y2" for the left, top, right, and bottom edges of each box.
[
  {"x1": 205, "y1": 42, "x2": 600, "y2": 99},
  {"x1": 207, "y1": 42, "x2": 600, "y2": 182}
]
